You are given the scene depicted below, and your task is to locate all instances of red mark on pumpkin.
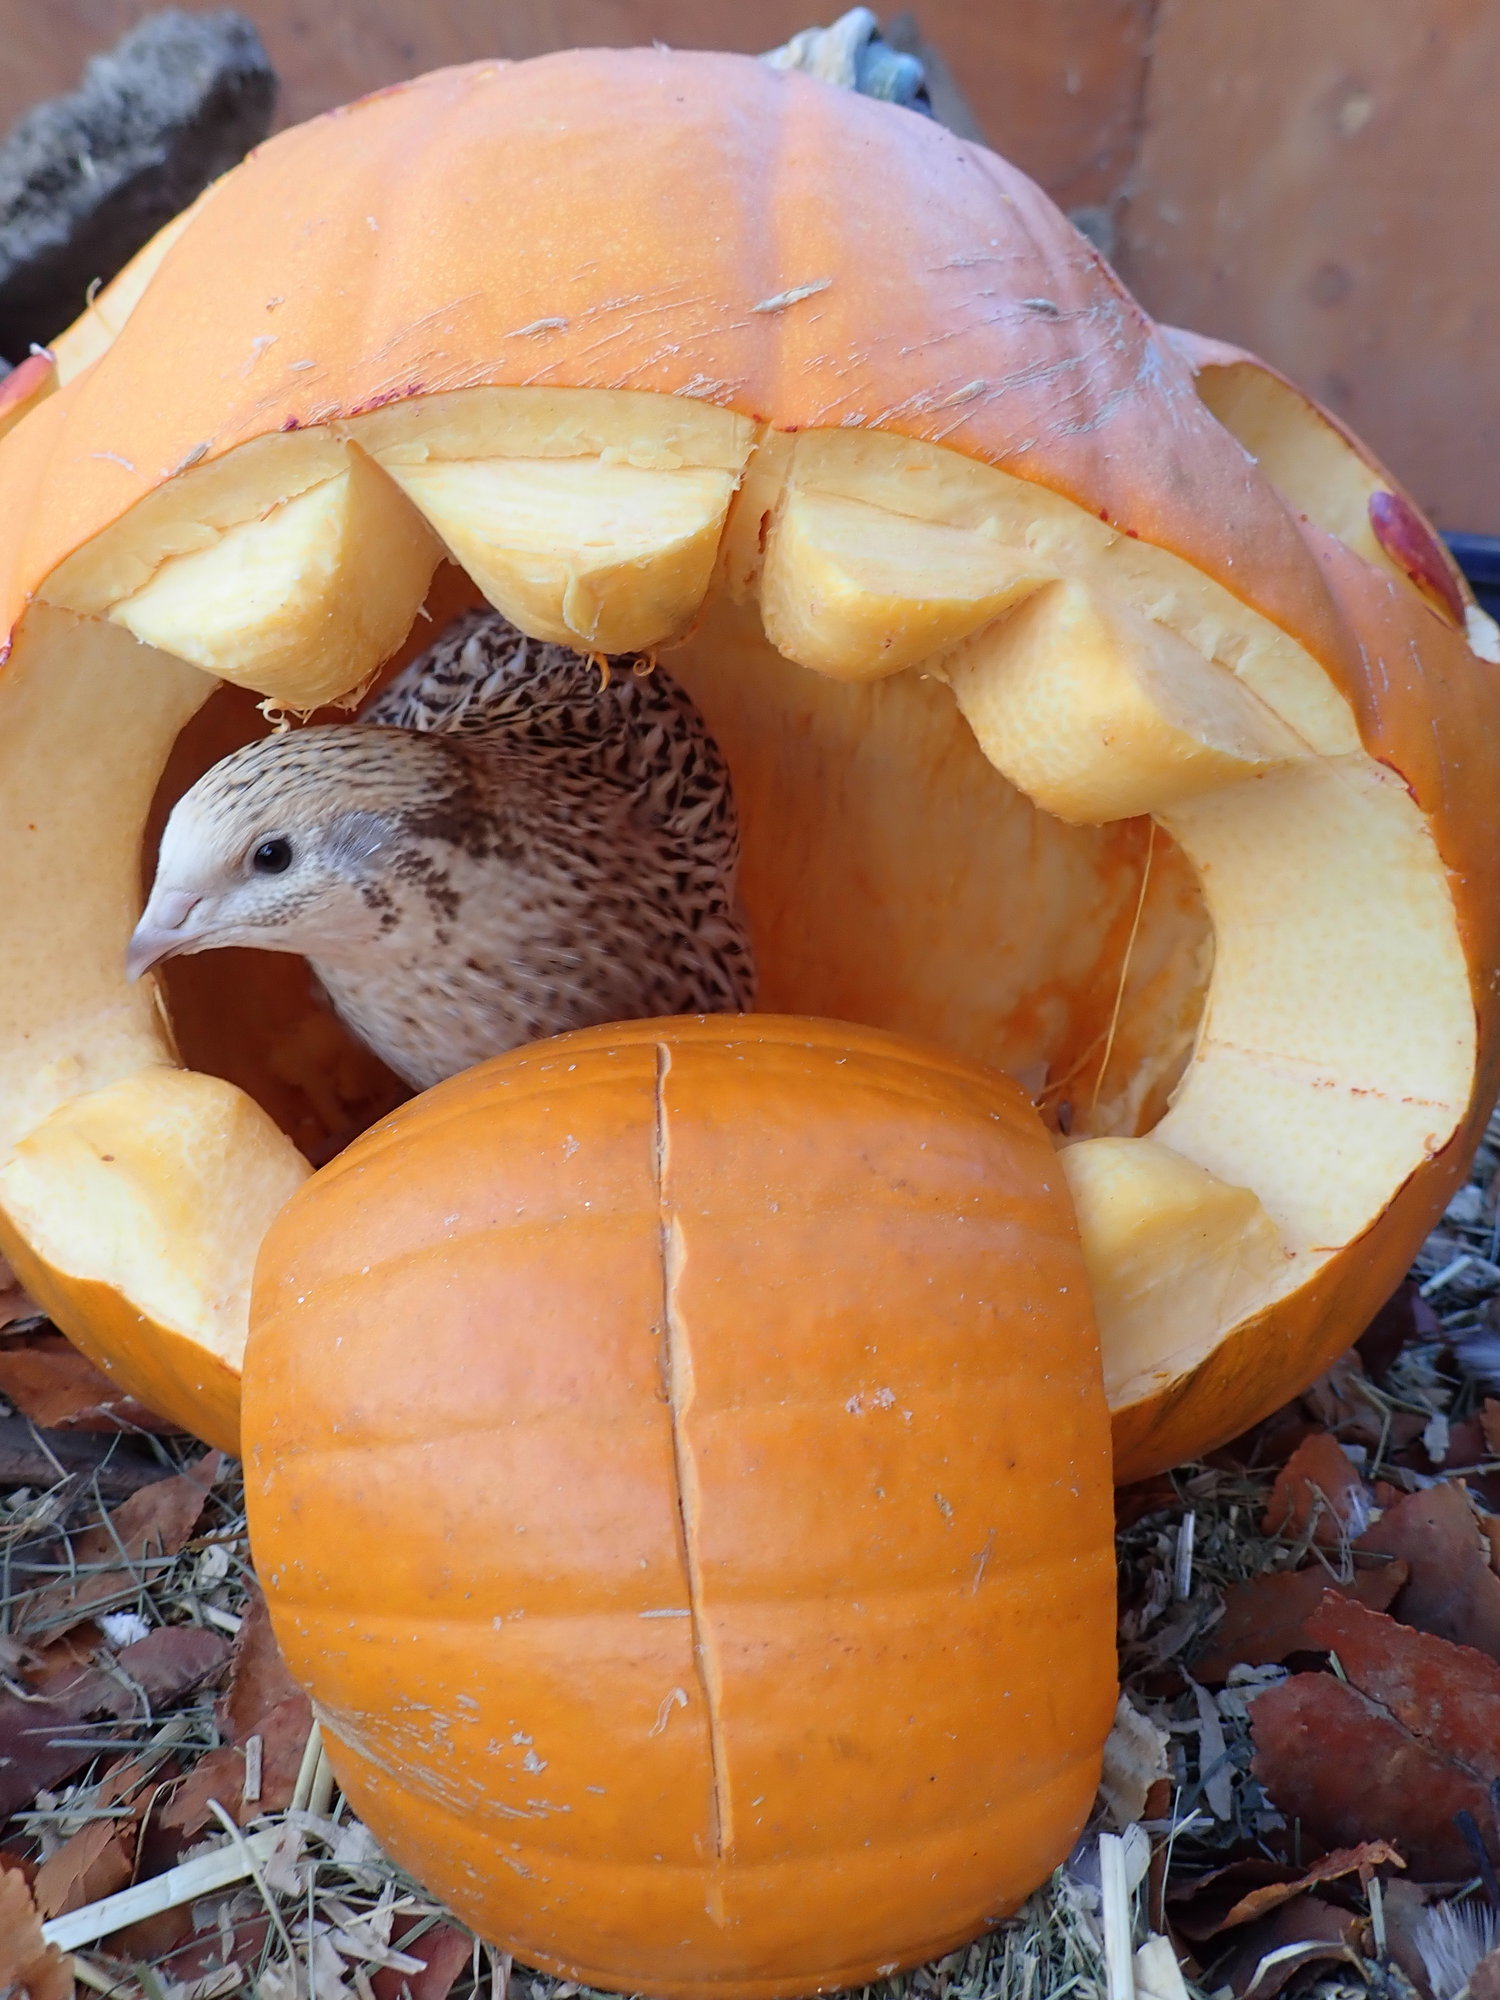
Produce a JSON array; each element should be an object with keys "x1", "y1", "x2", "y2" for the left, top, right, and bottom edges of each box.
[
  {"x1": 1369, "y1": 490, "x2": 1465, "y2": 624},
  {"x1": 347, "y1": 382, "x2": 426, "y2": 417},
  {"x1": 0, "y1": 352, "x2": 54, "y2": 420}
]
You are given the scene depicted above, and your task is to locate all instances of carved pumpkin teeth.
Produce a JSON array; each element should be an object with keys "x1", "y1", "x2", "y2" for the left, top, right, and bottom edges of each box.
[
  {"x1": 758, "y1": 488, "x2": 1048, "y2": 681},
  {"x1": 379, "y1": 454, "x2": 738, "y2": 653},
  {"x1": 945, "y1": 560, "x2": 1473, "y2": 1367},
  {"x1": 104, "y1": 449, "x2": 442, "y2": 708},
  {"x1": 945, "y1": 578, "x2": 1308, "y2": 824},
  {"x1": 1153, "y1": 757, "x2": 1473, "y2": 1261},
  {"x1": 0, "y1": 387, "x2": 1479, "y2": 1491},
  {"x1": 1061, "y1": 1137, "x2": 1286, "y2": 1409},
  {"x1": 0, "y1": 90, "x2": 1486, "y2": 1499}
]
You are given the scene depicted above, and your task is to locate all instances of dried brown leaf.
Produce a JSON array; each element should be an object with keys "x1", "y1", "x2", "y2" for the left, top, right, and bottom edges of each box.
[
  {"x1": 1251, "y1": 1671, "x2": 1489, "y2": 1878},
  {"x1": 1215, "y1": 1841, "x2": 1404, "y2": 1931},
  {"x1": 1356, "y1": 1282, "x2": 1438, "y2": 1384},
  {"x1": 18, "y1": 1451, "x2": 220, "y2": 1637},
  {"x1": 156, "y1": 1743, "x2": 247, "y2": 1836},
  {"x1": 0, "y1": 1335, "x2": 178, "y2": 1433},
  {"x1": 1357, "y1": 1480, "x2": 1500, "y2": 1660},
  {"x1": 0, "y1": 1863, "x2": 74, "y2": 2000},
  {"x1": 0, "y1": 1413, "x2": 172, "y2": 1496},
  {"x1": 223, "y1": 1585, "x2": 305, "y2": 1743},
  {"x1": 1263, "y1": 1432, "x2": 1369, "y2": 1545},
  {"x1": 1304, "y1": 1592, "x2": 1500, "y2": 1781},
  {"x1": 1221, "y1": 1404, "x2": 1320, "y2": 1473},
  {"x1": 1304, "y1": 1350, "x2": 1378, "y2": 1433},
  {"x1": 114, "y1": 1911, "x2": 272, "y2": 1982},
  {"x1": 0, "y1": 1624, "x2": 228, "y2": 1816},
  {"x1": 1438, "y1": 1416, "x2": 1488, "y2": 1471},
  {"x1": 247, "y1": 1692, "x2": 316, "y2": 1814},
  {"x1": 1193, "y1": 1559, "x2": 1408, "y2": 1680},
  {"x1": 1171, "y1": 1838, "x2": 1405, "y2": 1945},
  {"x1": 1472, "y1": 1947, "x2": 1500, "y2": 2000},
  {"x1": 1115, "y1": 1478, "x2": 1179, "y2": 1531},
  {"x1": 31, "y1": 1814, "x2": 135, "y2": 1918},
  {"x1": 1210, "y1": 1894, "x2": 1363, "y2": 1999},
  {"x1": 372, "y1": 1922, "x2": 474, "y2": 2000},
  {"x1": 1169, "y1": 1859, "x2": 1293, "y2": 1943}
]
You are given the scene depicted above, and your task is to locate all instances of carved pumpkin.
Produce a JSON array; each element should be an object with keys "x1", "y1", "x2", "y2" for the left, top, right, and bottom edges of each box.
[
  {"x1": 0, "y1": 51, "x2": 1492, "y2": 1480},
  {"x1": 243, "y1": 1014, "x2": 1117, "y2": 1994}
]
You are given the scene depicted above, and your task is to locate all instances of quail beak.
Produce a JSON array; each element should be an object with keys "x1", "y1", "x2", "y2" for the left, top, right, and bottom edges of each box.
[{"x1": 126, "y1": 889, "x2": 205, "y2": 982}]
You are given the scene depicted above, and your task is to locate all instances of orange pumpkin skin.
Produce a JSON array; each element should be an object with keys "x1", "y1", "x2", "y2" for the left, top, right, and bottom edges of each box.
[
  {"x1": 0, "y1": 50, "x2": 1380, "y2": 648},
  {"x1": 244, "y1": 1016, "x2": 1116, "y2": 1997},
  {"x1": 0, "y1": 47, "x2": 1493, "y2": 1483},
  {"x1": 0, "y1": 1240, "x2": 241, "y2": 1452}
]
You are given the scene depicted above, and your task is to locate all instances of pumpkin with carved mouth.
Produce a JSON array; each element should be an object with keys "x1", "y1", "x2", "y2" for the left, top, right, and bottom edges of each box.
[{"x1": 0, "y1": 47, "x2": 1494, "y2": 1495}]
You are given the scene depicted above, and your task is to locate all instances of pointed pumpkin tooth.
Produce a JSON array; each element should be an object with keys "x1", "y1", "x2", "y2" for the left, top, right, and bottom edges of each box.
[
  {"x1": 759, "y1": 489, "x2": 1047, "y2": 681},
  {"x1": 109, "y1": 449, "x2": 442, "y2": 709},
  {"x1": 381, "y1": 456, "x2": 737, "y2": 654},
  {"x1": 947, "y1": 579, "x2": 1307, "y2": 823},
  {"x1": 1060, "y1": 1136, "x2": 1286, "y2": 1409}
]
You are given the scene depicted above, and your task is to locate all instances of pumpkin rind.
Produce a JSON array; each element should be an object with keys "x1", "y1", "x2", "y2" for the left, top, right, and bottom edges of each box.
[
  {"x1": 0, "y1": 51, "x2": 1491, "y2": 1475},
  {"x1": 1111, "y1": 527, "x2": 1500, "y2": 1476},
  {"x1": 244, "y1": 1016, "x2": 1117, "y2": 1994},
  {"x1": 0, "y1": 50, "x2": 1397, "y2": 664}
]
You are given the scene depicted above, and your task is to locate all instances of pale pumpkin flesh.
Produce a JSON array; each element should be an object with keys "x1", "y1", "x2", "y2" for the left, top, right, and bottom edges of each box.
[
  {"x1": 0, "y1": 373, "x2": 1478, "y2": 1474},
  {"x1": 0, "y1": 50, "x2": 1491, "y2": 1482}
]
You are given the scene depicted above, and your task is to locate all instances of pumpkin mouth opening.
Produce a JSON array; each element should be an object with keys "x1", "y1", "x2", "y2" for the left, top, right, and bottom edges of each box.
[{"x1": 0, "y1": 386, "x2": 1475, "y2": 1447}]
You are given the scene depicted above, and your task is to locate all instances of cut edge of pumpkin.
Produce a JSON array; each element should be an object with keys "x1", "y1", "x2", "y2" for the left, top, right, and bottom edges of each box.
[{"x1": 0, "y1": 386, "x2": 1479, "y2": 1461}]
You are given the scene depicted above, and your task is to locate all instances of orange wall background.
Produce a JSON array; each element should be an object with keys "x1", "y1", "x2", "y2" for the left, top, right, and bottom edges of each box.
[{"x1": 1, "y1": 0, "x2": 1494, "y2": 530}]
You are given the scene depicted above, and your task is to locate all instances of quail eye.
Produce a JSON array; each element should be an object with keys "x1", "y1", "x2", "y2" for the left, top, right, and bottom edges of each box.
[{"x1": 251, "y1": 837, "x2": 294, "y2": 875}]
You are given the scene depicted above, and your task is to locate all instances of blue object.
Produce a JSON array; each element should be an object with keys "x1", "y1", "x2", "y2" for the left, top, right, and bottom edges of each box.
[{"x1": 1447, "y1": 534, "x2": 1500, "y2": 621}]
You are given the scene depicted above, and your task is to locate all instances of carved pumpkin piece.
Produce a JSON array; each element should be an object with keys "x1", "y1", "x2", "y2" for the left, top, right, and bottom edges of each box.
[{"x1": 0, "y1": 51, "x2": 1492, "y2": 1488}]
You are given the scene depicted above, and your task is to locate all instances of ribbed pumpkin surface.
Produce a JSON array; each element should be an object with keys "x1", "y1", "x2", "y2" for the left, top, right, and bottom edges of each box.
[{"x1": 244, "y1": 1015, "x2": 1115, "y2": 1997}]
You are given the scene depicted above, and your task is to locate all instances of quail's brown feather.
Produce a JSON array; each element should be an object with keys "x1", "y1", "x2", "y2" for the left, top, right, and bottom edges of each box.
[{"x1": 133, "y1": 611, "x2": 756, "y2": 1089}]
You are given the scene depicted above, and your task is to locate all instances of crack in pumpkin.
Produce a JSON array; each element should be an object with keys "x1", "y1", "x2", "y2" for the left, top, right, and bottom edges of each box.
[{"x1": 654, "y1": 1040, "x2": 734, "y2": 1899}]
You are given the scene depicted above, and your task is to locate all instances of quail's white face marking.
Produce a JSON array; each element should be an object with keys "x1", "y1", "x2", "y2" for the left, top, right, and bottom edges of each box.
[
  {"x1": 128, "y1": 731, "x2": 439, "y2": 976},
  {"x1": 130, "y1": 611, "x2": 756, "y2": 1089}
]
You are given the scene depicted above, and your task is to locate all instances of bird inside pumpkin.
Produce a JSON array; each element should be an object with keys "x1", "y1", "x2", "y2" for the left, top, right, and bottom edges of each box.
[{"x1": 128, "y1": 608, "x2": 757, "y2": 1091}]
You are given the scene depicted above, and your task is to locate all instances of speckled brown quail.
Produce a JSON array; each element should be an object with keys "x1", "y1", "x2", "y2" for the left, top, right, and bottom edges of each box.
[{"x1": 128, "y1": 610, "x2": 756, "y2": 1088}]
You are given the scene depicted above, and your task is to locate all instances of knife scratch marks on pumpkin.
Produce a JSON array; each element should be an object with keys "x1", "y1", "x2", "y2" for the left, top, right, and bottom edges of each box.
[
  {"x1": 971, "y1": 1528, "x2": 997, "y2": 1595},
  {"x1": 1053, "y1": 381, "x2": 1138, "y2": 441},
  {"x1": 653, "y1": 1041, "x2": 734, "y2": 1873},
  {"x1": 649, "y1": 1686, "x2": 689, "y2": 1736},
  {"x1": 750, "y1": 279, "x2": 833, "y2": 315}
]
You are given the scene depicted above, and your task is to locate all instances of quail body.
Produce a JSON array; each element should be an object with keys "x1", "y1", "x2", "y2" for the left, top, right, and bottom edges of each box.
[{"x1": 129, "y1": 611, "x2": 757, "y2": 1088}]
